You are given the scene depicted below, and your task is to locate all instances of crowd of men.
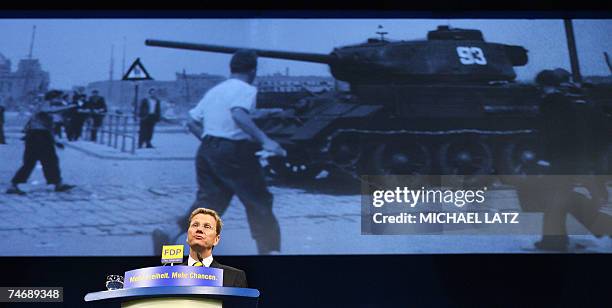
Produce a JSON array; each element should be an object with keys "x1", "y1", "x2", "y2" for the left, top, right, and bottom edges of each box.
[
  {"x1": 45, "y1": 88, "x2": 108, "y2": 142},
  {"x1": 0, "y1": 89, "x2": 108, "y2": 146},
  {"x1": 38, "y1": 87, "x2": 162, "y2": 148},
  {"x1": 3, "y1": 86, "x2": 170, "y2": 195}
]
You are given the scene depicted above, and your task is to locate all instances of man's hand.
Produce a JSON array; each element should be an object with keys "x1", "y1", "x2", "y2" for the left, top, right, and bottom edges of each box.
[
  {"x1": 262, "y1": 138, "x2": 287, "y2": 157},
  {"x1": 231, "y1": 108, "x2": 287, "y2": 156},
  {"x1": 55, "y1": 142, "x2": 65, "y2": 150}
]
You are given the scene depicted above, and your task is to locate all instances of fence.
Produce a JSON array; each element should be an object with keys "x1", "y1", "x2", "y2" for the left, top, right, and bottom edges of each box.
[{"x1": 83, "y1": 113, "x2": 138, "y2": 154}]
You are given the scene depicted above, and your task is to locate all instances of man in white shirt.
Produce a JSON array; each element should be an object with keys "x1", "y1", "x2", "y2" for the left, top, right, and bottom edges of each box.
[
  {"x1": 184, "y1": 207, "x2": 247, "y2": 288},
  {"x1": 188, "y1": 49, "x2": 285, "y2": 254}
]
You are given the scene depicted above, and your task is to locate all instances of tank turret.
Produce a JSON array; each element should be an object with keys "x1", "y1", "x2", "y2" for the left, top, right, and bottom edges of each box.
[{"x1": 145, "y1": 25, "x2": 528, "y2": 85}]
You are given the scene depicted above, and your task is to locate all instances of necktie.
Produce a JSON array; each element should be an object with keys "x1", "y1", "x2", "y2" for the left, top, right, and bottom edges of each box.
[{"x1": 193, "y1": 261, "x2": 203, "y2": 267}]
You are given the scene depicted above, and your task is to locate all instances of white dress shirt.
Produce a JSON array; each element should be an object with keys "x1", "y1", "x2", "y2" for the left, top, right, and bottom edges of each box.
[
  {"x1": 147, "y1": 98, "x2": 157, "y2": 114},
  {"x1": 188, "y1": 254, "x2": 213, "y2": 267},
  {"x1": 189, "y1": 78, "x2": 257, "y2": 140}
]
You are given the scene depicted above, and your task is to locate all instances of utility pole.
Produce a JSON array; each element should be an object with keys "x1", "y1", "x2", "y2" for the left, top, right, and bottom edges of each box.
[
  {"x1": 28, "y1": 25, "x2": 36, "y2": 59},
  {"x1": 563, "y1": 19, "x2": 582, "y2": 83},
  {"x1": 183, "y1": 68, "x2": 191, "y2": 103},
  {"x1": 122, "y1": 37, "x2": 127, "y2": 76},
  {"x1": 109, "y1": 44, "x2": 115, "y2": 101},
  {"x1": 121, "y1": 37, "x2": 127, "y2": 107},
  {"x1": 22, "y1": 25, "x2": 36, "y2": 106}
]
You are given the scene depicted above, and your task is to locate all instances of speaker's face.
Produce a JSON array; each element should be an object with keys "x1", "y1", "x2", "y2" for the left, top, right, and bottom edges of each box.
[{"x1": 187, "y1": 213, "x2": 220, "y2": 250}]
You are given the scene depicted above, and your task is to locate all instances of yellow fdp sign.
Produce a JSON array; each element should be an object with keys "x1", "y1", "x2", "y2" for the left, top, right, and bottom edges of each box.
[{"x1": 161, "y1": 245, "x2": 184, "y2": 264}]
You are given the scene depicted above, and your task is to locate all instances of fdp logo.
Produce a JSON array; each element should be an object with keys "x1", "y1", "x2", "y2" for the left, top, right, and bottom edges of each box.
[{"x1": 161, "y1": 245, "x2": 184, "y2": 264}]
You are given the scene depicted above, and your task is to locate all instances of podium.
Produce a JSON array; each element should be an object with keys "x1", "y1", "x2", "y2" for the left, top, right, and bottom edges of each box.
[{"x1": 84, "y1": 286, "x2": 260, "y2": 308}]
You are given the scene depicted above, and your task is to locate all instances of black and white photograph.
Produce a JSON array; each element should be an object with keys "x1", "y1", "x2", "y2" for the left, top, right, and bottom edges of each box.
[{"x1": 0, "y1": 18, "x2": 611, "y2": 256}]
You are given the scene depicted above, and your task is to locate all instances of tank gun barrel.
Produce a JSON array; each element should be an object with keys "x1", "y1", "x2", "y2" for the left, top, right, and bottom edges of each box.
[{"x1": 145, "y1": 39, "x2": 333, "y2": 65}]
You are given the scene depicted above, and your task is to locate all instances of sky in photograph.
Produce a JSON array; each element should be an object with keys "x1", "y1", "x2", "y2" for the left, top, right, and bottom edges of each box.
[{"x1": 0, "y1": 19, "x2": 610, "y2": 89}]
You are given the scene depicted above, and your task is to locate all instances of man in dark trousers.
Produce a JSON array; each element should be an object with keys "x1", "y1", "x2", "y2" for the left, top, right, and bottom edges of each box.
[
  {"x1": 6, "y1": 91, "x2": 76, "y2": 195},
  {"x1": 181, "y1": 207, "x2": 247, "y2": 288},
  {"x1": 152, "y1": 50, "x2": 286, "y2": 255},
  {"x1": 50, "y1": 94, "x2": 69, "y2": 139},
  {"x1": 138, "y1": 88, "x2": 161, "y2": 148},
  {"x1": 86, "y1": 89, "x2": 107, "y2": 141},
  {"x1": 67, "y1": 89, "x2": 87, "y2": 141},
  {"x1": 528, "y1": 69, "x2": 612, "y2": 251},
  {"x1": 0, "y1": 101, "x2": 6, "y2": 144},
  {"x1": 64, "y1": 92, "x2": 78, "y2": 141}
]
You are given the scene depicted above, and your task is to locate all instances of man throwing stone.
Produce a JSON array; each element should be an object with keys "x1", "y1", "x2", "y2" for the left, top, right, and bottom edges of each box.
[{"x1": 153, "y1": 49, "x2": 286, "y2": 255}]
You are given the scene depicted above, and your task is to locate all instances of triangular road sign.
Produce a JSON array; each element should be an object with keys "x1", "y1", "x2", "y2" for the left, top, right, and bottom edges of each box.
[{"x1": 122, "y1": 58, "x2": 153, "y2": 81}]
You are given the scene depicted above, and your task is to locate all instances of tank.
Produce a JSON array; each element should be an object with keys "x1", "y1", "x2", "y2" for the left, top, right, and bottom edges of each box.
[{"x1": 146, "y1": 25, "x2": 612, "y2": 183}]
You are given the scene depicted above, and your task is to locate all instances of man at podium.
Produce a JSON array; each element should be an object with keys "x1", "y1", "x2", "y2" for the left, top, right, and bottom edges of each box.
[{"x1": 183, "y1": 207, "x2": 248, "y2": 288}]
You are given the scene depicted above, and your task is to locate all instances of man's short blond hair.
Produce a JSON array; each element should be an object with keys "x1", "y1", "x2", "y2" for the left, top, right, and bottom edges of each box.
[{"x1": 188, "y1": 208, "x2": 223, "y2": 235}]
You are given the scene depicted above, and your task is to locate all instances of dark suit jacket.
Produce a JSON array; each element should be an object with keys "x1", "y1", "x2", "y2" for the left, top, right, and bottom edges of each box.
[
  {"x1": 86, "y1": 95, "x2": 108, "y2": 114},
  {"x1": 139, "y1": 97, "x2": 161, "y2": 121},
  {"x1": 181, "y1": 259, "x2": 248, "y2": 288}
]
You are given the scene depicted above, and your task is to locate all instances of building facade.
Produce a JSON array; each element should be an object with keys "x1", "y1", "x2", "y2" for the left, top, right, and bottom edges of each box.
[
  {"x1": 0, "y1": 53, "x2": 50, "y2": 109},
  {"x1": 82, "y1": 72, "x2": 336, "y2": 118},
  {"x1": 255, "y1": 73, "x2": 335, "y2": 93},
  {"x1": 254, "y1": 73, "x2": 336, "y2": 108}
]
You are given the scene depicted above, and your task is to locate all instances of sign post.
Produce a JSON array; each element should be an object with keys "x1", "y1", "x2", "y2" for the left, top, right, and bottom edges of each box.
[
  {"x1": 122, "y1": 58, "x2": 153, "y2": 116},
  {"x1": 122, "y1": 58, "x2": 153, "y2": 151}
]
